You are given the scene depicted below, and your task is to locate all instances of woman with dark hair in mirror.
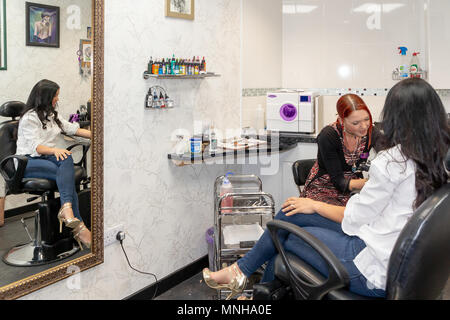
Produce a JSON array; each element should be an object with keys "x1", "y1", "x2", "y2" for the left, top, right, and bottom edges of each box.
[
  {"x1": 203, "y1": 78, "x2": 449, "y2": 299},
  {"x1": 16, "y1": 79, "x2": 92, "y2": 249}
]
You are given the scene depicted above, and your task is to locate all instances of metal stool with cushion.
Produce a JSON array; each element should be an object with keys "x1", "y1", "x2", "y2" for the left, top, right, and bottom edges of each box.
[{"x1": 0, "y1": 101, "x2": 90, "y2": 266}]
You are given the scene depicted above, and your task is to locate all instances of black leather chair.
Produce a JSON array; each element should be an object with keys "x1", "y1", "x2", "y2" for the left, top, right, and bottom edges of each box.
[
  {"x1": 254, "y1": 166, "x2": 450, "y2": 300},
  {"x1": 292, "y1": 159, "x2": 316, "y2": 193},
  {"x1": 0, "y1": 101, "x2": 90, "y2": 266}
]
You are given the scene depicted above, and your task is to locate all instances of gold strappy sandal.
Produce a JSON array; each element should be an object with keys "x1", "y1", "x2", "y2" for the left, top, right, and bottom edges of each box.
[
  {"x1": 57, "y1": 203, "x2": 81, "y2": 233},
  {"x1": 203, "y1": 263, "x2": 247, "y2": 300},
  {"x1": 72, "y1": 223, "x2": 91, "y2": 250}
]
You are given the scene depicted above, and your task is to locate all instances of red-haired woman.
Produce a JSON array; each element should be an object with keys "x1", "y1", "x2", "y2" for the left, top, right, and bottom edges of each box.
[
  {"x1": 302, "y1": 94, "x2": 377, "y2": 206},
  {"x1": 203, "y1": 94, "x2": 384, "y2": 299}
]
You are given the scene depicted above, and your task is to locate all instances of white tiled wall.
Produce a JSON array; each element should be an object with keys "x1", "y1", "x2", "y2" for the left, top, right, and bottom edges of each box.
[
  {"x1": 282, "y1": 0, "x2": 428, "y2": 89},
  {"x1": 318, "y1": 95, "x2": 386, "y2": 132},
  {"x1": 428, "y1": 0, "x2": 450, "y2": 89}
]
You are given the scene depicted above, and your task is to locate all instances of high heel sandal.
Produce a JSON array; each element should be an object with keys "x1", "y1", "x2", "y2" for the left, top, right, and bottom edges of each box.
[
  {"x1": 72, "y1": 223, "x2": 91, "y2": 250},
  {"x1": 203, "y1": 263, "x2": 247, "y2": 300},
  {"x1": 57, "y1": 203, "x2": 81, "y2": 233}
]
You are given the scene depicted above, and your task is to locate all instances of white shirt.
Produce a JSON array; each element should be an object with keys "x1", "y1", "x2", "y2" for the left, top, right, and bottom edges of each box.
[
  {"x1": 16, "y1": 110, "x2": 80, "y2": 157},
  {"x1": 341, "y1": 145, "x2": 416, "y2": 290}
]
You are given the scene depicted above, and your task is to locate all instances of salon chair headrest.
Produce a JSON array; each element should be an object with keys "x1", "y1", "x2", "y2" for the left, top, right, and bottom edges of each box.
[{"x1": 0, "y1": 101, "x2": 26, "y2": 119}]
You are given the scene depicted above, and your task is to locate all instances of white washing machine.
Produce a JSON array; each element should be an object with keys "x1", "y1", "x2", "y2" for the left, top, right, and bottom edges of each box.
[{"x1": 266, "y1": 91, "x2": 318, "y2": 133}]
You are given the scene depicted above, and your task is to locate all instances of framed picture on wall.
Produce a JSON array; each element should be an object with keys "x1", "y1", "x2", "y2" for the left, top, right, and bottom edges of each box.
[
  {"x1": 79, "y1": 39, "x2": 92, "y2": 76},
  {"x1": 0, "y1": 0, "x2": 6, "y2": 70},
  {"x1": 165, "y1": 0, "x2": 194, "y2": 20},
  {"x1": 26, "y1": 2, "x2": 60, "y2": 48}
]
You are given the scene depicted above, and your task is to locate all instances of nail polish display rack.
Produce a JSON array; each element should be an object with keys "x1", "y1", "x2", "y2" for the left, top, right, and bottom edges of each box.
[{"x1": 143, "y1": 71, "x2": 220, "y2": 80}]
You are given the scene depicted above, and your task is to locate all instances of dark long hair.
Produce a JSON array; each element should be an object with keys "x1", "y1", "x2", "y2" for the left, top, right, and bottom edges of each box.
[
  {"x1": 336, "y1": 94, "x2": 374, "y2": 148},
  {"x1": 380, "y1": 78, "x2": 449, "y2": 209},
  {"x1": 21, "y1": 79, "x2": 64, "y2": 131}
]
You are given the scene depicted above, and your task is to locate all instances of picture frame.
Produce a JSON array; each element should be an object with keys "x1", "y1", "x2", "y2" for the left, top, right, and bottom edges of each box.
[
  {"x1": 79, "y1": 39, "x2": 92, "y2": 75},
  {"x1": 26, "y1": 2, "x2": 60, "y2": 48},
  {"x1": 87, "y1": 26, "x2": 92, "y2": 40},
  {"x1": 165, "y1": 0, "x2": 194, "y2": 20},
  {"x1": 0, "y1": 0, "x2": 6, "y2": 70}
]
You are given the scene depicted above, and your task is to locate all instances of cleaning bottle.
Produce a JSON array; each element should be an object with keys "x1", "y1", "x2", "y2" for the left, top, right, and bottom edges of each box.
[
  {"x1": 209, "y1": 124, "x2": 217, "y2": 155},
  {"x1": 398, "y1": 47, "x2": 409, "y2": 78},
  {"x1": 410, "y1": 52, "x2": 421, "y2": 78},
  {"x1": 220, "y1": 172, "x2": 233, "y2": 213}
]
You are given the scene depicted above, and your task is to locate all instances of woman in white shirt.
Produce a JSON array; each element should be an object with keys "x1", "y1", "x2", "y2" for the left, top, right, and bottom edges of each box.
[
  {"x1": 203, "y1": 78, "x2": 449, "y2": 299},
  {"x1": 16, "y1": 79, "x2": 92, "y2": 249}
]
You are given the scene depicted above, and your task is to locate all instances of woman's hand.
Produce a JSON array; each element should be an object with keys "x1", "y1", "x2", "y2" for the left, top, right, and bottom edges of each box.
[
  {"x1": 349, "y1": 178, "x2": 368, "y2": 191},
  {"x1": 281, "y1": 197, "x2": 318, "y2": 216},
  {"x1": 53, "y1": 148, "x2": 72, "y2": 161}
]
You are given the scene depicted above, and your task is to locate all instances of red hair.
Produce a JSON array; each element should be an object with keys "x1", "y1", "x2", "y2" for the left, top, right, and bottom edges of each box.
[{"x1": 336, "y1": 94, "x2": 373, "y2": 147}]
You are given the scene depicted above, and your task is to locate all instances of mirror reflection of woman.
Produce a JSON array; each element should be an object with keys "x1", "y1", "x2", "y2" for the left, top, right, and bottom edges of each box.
[{"x1": 16, "y1": 79, "x2": 92, "y2": 249}]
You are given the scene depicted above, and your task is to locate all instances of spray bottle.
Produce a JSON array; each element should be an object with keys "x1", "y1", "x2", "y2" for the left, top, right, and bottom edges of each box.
[
  {"x1": 220, "y1": 172, "x2": 233, "y2": 213},
  {"x1": 410, "y1": 52, "x2": 421, "y2": 78},
  {"x1": 398, "y1": 47, "x2": 409, "y2": 78}
]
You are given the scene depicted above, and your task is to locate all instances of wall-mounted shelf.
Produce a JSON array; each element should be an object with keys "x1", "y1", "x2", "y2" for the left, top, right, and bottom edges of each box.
[
  {"x1": 143, "y1": 71, "x2": 220, "y2": 80},
  {"x1": 392, "y1": 70, "x2": 428, "y2": 81}
]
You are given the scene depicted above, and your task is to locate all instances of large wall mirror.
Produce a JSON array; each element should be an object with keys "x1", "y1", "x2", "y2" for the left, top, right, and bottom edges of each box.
[{"x1": 0, "y1": 0, "x2": 103, "y2": 299}]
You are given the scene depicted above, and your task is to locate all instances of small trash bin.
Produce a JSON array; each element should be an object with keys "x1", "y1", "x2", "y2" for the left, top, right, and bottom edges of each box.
[{"x1": 205, "y1": 227, "x2": 215, "y2": 271}]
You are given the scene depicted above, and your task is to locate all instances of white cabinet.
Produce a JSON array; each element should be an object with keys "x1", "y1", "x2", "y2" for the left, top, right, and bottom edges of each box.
[
  {"x1": 242, "y1": 142, "x2": 318, "y2": 211},
  {"x1": 428, "y1": 0, "x2": 450, "y2": 89}
]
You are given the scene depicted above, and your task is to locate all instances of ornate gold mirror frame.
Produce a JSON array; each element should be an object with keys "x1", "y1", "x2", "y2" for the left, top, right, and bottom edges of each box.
[{"x1": 0, "y1": 0, "x2": 104, "y2": 300}]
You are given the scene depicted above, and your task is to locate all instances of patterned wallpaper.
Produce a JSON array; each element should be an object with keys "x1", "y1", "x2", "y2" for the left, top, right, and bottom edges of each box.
[
  {"x1": 21, "y1": 0, "x2": 242, "y2": 300},
  {"x1": 0, "y1": 0, "x2": 92, "y2": 122}
]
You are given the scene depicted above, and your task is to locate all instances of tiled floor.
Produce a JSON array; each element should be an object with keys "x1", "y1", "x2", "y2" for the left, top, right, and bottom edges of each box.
[
  {"x1": 156, "y1": 271, "x2": 450, "y2": 300},
  {"x1": 0, "y1": 212, "x2": 89, "y2": 288},
  {"x1": 155, "y1": 272, "x2": 218, "y2": 300}
]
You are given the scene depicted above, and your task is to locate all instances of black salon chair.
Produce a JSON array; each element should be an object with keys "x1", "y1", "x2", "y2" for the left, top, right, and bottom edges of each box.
[
  {"x1": 292, "y1": 159, "x2": 316, "y2": 193},
  {"x1": 254, "y1": 163, "x2": 450, "y2": 300},
  {"x1": 0, "y1": 101, "x2": 90, "y2": 266}
]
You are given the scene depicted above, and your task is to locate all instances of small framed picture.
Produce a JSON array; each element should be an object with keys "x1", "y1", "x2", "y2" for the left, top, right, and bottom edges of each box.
[
  {"x1": 165, "y1": 0, "x2": 194, "y2": 20},
  {"x1": 87, "y1": 26, "x2": 92, "y2": 40},
  {"x1": 26, "y1": 2, "x2": 60, "y2": 48},
  {"x1": 80, "y1": 39, "x2": 92, "y2": 69}
]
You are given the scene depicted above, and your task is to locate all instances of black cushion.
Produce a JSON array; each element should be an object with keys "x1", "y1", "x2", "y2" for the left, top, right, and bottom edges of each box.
[
  {"x1": 292, "y1": 159, "x2": 316, "y2": 187},
  {"x1": 0, "y1": 121, "x2": 19, "y2": 177},
  {"x1": 0, "y1": 101, "x2": 26, "y2": 118},
  {"x1": 21, "y1": 166, "x2": 86, "y2": 193}
]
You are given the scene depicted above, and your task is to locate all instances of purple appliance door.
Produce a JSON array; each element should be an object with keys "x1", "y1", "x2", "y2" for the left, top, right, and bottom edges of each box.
[{"x1": 280, "y1": 103, "x2": 298, "y2": 122}]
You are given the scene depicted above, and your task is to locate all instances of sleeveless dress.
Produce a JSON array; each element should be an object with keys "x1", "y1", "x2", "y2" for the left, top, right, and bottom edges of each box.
[{"x1": 300, "y1": 122, "x2": 369, "y2": 206}]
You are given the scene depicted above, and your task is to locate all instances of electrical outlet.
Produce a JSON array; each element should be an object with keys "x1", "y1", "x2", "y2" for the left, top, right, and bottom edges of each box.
[{"x1": 104, "y1": 224, "x2": 124, "y2": 247}]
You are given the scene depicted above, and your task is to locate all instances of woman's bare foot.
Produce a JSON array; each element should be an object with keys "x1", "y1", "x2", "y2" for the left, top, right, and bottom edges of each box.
[
  {"x1": 78, "y1": 227, "x2": 91, "y2": 246},
  {"x1": 209, "y1": 263, "x2": 243, "y2": 284}
]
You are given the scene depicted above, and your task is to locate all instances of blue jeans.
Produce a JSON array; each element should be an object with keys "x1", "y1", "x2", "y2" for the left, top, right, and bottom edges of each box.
[
  {"x1": 24, "y1": 155, "x2": 82, "y2": 222},
  {"x1": 237, "y1": 210, "x2": 386, "y2": 298}
]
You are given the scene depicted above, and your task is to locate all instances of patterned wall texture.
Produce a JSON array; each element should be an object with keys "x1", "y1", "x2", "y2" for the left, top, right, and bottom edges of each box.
[{"x1": 21, "y1": 0, "x2": 242, "y2": 300}]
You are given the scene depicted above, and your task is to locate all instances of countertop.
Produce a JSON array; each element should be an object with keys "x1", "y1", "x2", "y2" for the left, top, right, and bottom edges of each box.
[{"x1": 167, "y1": 132, "x2": 317, "y2": 164}]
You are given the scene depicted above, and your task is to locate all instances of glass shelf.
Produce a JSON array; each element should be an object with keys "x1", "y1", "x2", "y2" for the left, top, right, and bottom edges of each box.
[
  {"x1": 392, "y1": 70, "x2": 428, "y2": 81},
  {"x1": 143, "y1": 71, "x2": 220, "y2": 80}
]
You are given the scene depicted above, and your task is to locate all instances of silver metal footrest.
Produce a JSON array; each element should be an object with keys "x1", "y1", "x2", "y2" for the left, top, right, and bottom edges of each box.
[{"x1": 2, "y1": 241, "x2": 79, "y2": 267}]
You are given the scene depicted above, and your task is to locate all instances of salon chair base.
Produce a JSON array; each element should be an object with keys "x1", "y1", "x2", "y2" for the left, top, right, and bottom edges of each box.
[
  {"x1": 2, "y1": 199, "x2": 81, "y2": 267},
  {"x1": 2, "y1": 238, "x2": 79, "y2": 267}
]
